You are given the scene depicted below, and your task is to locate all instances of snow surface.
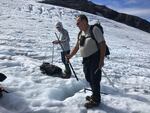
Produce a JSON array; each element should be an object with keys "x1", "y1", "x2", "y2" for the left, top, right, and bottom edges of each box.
[{"x1": 0, "y1": 0, "x2": 150, "y2": 113}]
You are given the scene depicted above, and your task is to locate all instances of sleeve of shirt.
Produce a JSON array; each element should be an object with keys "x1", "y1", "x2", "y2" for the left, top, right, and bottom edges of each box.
[
  {"x1": 92, "y1": 26, "x2": 105, "y2": 43},
  {"x1": 61, "y1": 30, "x2": 70, "y2": 42}
]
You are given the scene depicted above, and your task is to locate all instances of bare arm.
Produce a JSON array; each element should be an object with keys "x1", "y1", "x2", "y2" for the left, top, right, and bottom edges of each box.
[
  {"x1": 66, "y1": 41, "x2": 79, "y2": 59},
  {"x1": 99, "y1": 41, "x2": 106, "y2": 68}
]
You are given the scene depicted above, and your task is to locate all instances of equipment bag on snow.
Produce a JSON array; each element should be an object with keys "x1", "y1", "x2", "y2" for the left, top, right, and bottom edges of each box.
[
  {"x1": 40, "y1": 62, "x2": 62, "y2": 76},
  {"x1": 0, "y1": 73, "x2": 7, "y2": 82},
  {"x1": 0, "y1": 73, "x2": 7, "y2": 98}
]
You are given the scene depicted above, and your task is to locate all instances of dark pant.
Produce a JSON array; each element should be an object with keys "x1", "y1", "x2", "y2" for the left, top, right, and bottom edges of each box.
[
  {"x1": 82, "y1": 51, "x2": 101, "y2": 103},
  {"x1": 61, "y1": 50, "x2": 71, "y2": 74}
]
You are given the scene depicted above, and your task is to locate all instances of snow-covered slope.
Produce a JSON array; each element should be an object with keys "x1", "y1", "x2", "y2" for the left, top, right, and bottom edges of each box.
[{"x1": 0, "y1": 0, "x2": 150, "y2": 113}]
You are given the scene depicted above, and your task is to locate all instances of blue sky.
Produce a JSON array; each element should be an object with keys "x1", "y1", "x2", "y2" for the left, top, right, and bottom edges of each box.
[{"x1": 91, "y1": 0, "x2": 150, "y2": 22}]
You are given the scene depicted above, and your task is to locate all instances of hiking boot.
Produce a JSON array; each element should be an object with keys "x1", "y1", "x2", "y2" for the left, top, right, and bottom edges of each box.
[
  {"x1": 62, "y1": 74, "x2": 71, "y2": 79},
  {"x1": 64, "y1": 70, "x2": 71, "y2": 74},
  {"x1": 62, "y1": 70, "x2": 71, "y2": 78},
  {"x1": 61, "y1": 72, "x2": 71, "y2": 79},
  {"x1": 85, "y1": 95, "x2": 94, "y2": 101},
  {"x1": 84, "y1": 99, "x2": 100, "y2": 109}
]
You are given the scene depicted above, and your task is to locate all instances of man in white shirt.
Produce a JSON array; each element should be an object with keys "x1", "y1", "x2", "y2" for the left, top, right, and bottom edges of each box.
[{"x1": 66, "y1": 15, "x2": 106, "y2": 108}]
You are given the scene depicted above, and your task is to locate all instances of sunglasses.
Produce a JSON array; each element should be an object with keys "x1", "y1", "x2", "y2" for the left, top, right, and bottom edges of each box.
[{"x1": 56, "y1": 27, "x2": 61, "y2": 29}]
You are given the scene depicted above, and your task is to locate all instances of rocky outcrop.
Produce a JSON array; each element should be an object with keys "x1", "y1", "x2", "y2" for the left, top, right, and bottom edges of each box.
[{"x1": 40, "y1": 0, "x2": 150, "y2": 33}]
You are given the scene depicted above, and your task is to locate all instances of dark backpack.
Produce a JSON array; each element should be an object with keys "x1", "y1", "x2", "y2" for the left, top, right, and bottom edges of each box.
[
  {"x1": 90, "y1": 23, "x2": 110, "y2": 57},
  {"x1": 0, "y1": 73, "x2": 7, "y2": 82},
  {"x1": 0, "y1": 73, "x2": 7, "y2": 98},
  {"x1": 78, "y1": 23, "x2": 110, "y2": 57},
  {"x1": 40, "y1": 62, "x2": 62, "y2": 76}
]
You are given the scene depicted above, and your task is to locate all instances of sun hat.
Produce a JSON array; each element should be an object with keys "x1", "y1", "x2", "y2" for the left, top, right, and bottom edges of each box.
[{"x1": 55, "y1": 22, "x2": 63, "y2": 28}]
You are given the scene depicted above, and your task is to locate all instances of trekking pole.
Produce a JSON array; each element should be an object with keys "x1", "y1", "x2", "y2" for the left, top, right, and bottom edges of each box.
[
  {"x1": 0, "y1": 88, "x2": 9, "y2": 93},
  {"x1": 84, "y1": 88, "x2": 108, "y2": 95},
  {"x1": 95, "y1": 68, "x2": 115, "y2": 88},
  {"x1": 2, "y1": 89, "x2": 9, "y2": 93},
  {"x1": 51, "y1": 43, "x2": 54, "y2": 64},
  {"x1": 101, "y1": 68, "x2": 116, "y2": 88},
  {"x1": 55, "y1": 33, "x2": 79, "y2": 81}
]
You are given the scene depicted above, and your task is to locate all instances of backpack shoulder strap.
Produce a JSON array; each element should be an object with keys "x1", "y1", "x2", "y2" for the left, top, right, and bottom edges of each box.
[
  {"x1": 77, "y1": 31, "x2": 82, "y2": 41},
  {"x1": 89, "y1": 25, "x2": 99, "y2": 49}
]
